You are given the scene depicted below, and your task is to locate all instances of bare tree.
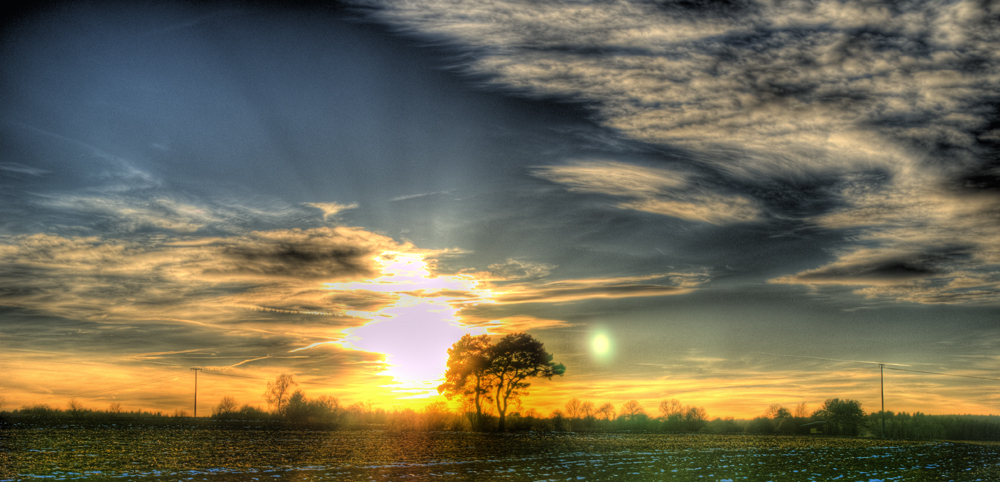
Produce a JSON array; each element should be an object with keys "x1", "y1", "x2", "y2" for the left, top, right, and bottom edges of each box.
[
  {"x1": 214, "y1": 395, "x2": 239, "y2": 416},
  {"x1": 620, "y1": 400, "x2": 646, "y2": 422},
  {"x1": 565, "y1": 397, "x2": 584, "y2": 419},
  {"x1": 764, "y1": 403, "x2": 791, "y2": 419},
  {"x1": 264, "y1": 373, "x2": 298, "y2": 416},
  {"x1": 794, "y1": 402, "x2": 810, "y2": 418},
  {"x1": 659, "y1": 398, "x2": 683, "y2": 419},
  {"x1": 67, "y1": 398, "x2": 83, "y2": 415},
  {"x1": 596, "y1": 402, "x2": 616, "y2": 421},
  {"x1": 108, "y1": 402, "x2": 123, "y2": 414},
  {"x1": 581, "y1": 401, "x2": 594, "y2": 420},
  {"x1": 685, "y1": 405, "x2": 707, "y2": 422}
]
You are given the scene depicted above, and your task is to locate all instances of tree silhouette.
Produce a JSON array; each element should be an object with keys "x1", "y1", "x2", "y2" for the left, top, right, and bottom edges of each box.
[
  {"x1": 596, "y1": 402, "x2": 616, "y2": 421},
  {"x1": 659, "y1": 398, "x2": 683, "y2": 420},
  {"x1": 440, "y1": 332, "x2": 565, "y2": 431},
  {"x1": 794, "y1": 402, "x2": 810, "y2": 418},
  {"x1": 620, "y1": 400, "x2": 646, "y2": 422},
  {"x1": 817, "y1": 398, "x2": 866, "y2": 436},
  {"x1": 67, "y1": 398, "x2": 83, "y2": 418},
  {"x1": 565, "y1": 397, "x2": 584, "y2": 419},
  {"x1": 214, "y1": 395, "x2": 239, "y2": 417},
  {"x1": 764, "y1": 403, "x2": 791, "y2": 419},
  {"x1": 488, "y1": 333, "x2": 565, "y2": 432},
  {"x1": 438, "y1": 334, "x2": 495, "y2": 431},
  {"x1": 264, "y1": 373, "x2": 297, "y2": 416}
]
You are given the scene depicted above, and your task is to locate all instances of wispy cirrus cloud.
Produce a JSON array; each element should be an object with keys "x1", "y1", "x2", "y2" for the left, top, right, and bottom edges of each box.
[
  {"x1": 0, "y1": 162, "x2": 50, "y2": 176},
  {"x1": 771, "y1": 172, "x2": 1000, "y2": 304},
  {"x1": 492, "y1": 271, "x2": 709, "y2": 304},
  {"x1": 354, "y1": 0, "x2": 1000, "y2": 305},
  {"x1": 303, "y1": 202, "x2": 358, "y2": 221},
  {"x1": 533, "y1": 160, "x2": 760, "y2": 224}
]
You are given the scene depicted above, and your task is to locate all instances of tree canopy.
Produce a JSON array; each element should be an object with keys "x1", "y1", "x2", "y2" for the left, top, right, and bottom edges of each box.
[
  {"x1": 439, "y1": 332, "x2": 565, "y2": 431},
  {"x1": 437, "y1": 334, "x2": 494, "y2": 431},
  {"x1": 816, "y1": 398, "x2": 867, "y2": 436}
]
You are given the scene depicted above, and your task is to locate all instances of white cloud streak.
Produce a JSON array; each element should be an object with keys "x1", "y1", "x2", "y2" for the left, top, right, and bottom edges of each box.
[{"x1": 534, "y1": 160, "x2": 760, "y2": 224}]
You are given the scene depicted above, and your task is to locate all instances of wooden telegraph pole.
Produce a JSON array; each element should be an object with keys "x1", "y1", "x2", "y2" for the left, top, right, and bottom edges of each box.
[
  {"x1": 191, "y1": 367, "x2": 202, "y2": 418},
  {"x1": 879, "y1": 363, "x2": 885, "y2": 439}
]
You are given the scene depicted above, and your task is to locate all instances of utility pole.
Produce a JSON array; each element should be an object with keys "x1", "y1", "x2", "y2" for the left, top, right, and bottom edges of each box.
[
  {"x1": 191, "y1": 368, "x2": 202, "y2": 418},
  {"x1": 879, "y1": 363, "x2": 885, "y2": 439}
]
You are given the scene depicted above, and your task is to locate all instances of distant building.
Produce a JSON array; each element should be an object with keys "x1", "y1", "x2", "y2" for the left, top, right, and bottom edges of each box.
[{"x1": 800, "y1": 421, "x2": 828, "y2": 435}]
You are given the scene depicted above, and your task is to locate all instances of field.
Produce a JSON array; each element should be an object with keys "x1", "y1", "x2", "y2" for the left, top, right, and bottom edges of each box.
[{"x1": 3, "y1": 425, "x2": 1000, "y2": 481}]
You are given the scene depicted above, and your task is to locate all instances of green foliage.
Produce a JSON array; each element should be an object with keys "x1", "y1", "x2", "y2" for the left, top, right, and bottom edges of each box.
[
  {"x1": 702, "y1": 417, "x2": 742, "y2": 434},
  {"x1": 747, "y1": 416, "x2": 775, "y2": 435},
  {"x1": 868, "y1": 411, "x2": 1000, "y2": 441},
  {"x1": 283, "y1": 390, "x2": 345, "y2": 424},
  {"x1": 815, "y1": 398, "x2": 867, "y2": 436}
]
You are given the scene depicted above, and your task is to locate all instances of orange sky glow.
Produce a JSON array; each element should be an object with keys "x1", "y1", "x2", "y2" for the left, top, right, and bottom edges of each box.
[{"x1": 2, "y1": 237, "x2": 995, "y2": 420}]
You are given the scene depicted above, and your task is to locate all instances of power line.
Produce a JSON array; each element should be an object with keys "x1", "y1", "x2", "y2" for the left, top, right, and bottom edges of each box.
[
  {"x1": 199, "y1": 370, "x2": 266, "y2": 380},
  {"x1": 883, "y1": 366, "x2": 1000, "y2": 382}
]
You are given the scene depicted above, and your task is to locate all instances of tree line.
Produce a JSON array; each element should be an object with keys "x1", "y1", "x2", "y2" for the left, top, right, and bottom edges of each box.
[{"x1": 5, "y1": 391, "x2": 1000, "y2": 441}]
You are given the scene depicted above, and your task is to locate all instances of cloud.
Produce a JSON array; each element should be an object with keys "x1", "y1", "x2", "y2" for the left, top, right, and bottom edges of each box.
[
  {"x1": 771, "y1": 171, "x2": 1000, "y2": 303},
  {"x1": 38, "y1": 195, "x2": 221, "y2": 233},
  {"x1": 0, "y1": 226, "x2": 408, "y2": 324},
  {"x1": 354, "y1": 0, "x2": 1000, "y2": 304},
  {"x1": 0, "y1": 162, "x2": 49, "y2": 176},
  {"x1": 460, "y1": 315, "x2": 574, "y2": 333},
  {"x1": 533, "y1": 160, "x2": 760, "y2": 224},
  {"x1": 303, "y1": 202, "x2": 358, "y2": 221},
  {"x1": 210, "y1": 227, "x2": 399, "y2": 280},
  {"x1": 486, "y1": 258, "x2": 556, "y2": 280},
  {"x1": 0, "y1": 220, "x2": 473, "y2": 408},
  {"x1": 493, "y1": 271, "x2": 709, "y2": 304}
]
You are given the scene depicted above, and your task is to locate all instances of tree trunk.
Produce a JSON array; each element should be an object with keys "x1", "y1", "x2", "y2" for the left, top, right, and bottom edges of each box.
[{"x1": 496, "y1": 383, "x2": 507, "y2": 432}]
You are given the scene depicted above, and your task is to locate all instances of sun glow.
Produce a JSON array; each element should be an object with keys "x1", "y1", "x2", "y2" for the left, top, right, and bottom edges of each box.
[
  {"x1": 320, "y1": 252, "x2": 493, "y2": 397},
  {"x1": 593, "y1": 334, "x2": 610, "y2": 354}
]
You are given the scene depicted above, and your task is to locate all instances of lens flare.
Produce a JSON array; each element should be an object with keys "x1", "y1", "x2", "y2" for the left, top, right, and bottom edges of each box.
[{"x1": 593, "y1": 334, "x2": 610, "y2": 354}]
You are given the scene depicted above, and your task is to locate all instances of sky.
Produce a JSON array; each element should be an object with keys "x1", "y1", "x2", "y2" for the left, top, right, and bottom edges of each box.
[{"x1": 1, "y1": 0, "x2": 998, "y2": 419}]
